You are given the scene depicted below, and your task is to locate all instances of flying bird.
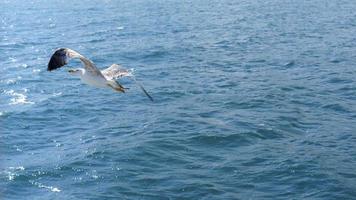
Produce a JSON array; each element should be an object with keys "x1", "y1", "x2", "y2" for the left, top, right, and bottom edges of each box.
[{"x1": 47, "y1": 48, "x2": 153, "y2": 101}]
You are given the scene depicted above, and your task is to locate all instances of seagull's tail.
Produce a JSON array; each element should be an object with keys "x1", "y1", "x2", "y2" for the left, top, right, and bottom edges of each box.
[{"x1": 108, "y1": 68, "x2": 153, "y2": 101}]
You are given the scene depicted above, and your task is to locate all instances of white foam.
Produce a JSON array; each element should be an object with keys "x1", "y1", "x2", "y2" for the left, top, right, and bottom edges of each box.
[
  {"x1": 9, "y1": 57, "x2": 17, "y2": 62},
  {"x1": 86, "y1": 170, "x2": 99, "y2": 179},
  {"x1": 7, "y1": 172, "x2": 15, "y2": 181},
  {"x1": 30, "y1": 180, "x2": 61, "y2": 192},
  {"x1": 9, "y1": 166, "x2": 25, "y2": 171},
  {"x1": 3, "y1": 79, "x2": 16, "y2": 84},
  {"x1": 52, "y1": 92, "x2": 62, "y2": 97},
  {"x1": 51, "y1": 187, "x2": 61, "y2": 192},
  {"x1": 4, "y1": 166, "x2": 25, "y2": 181},
  {"x1": 2, "y1": 76, "x2": 22, "y2": 84},
  {"x1": 4, "y1": 89, "x2": 34, "y2": 105}
]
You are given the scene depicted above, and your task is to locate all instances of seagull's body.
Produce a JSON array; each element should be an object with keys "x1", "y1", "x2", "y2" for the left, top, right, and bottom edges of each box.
[
  {"x1": 71, "y1": 68, "x2": 106, "y2": 88},
  {"x1": 47, "y1": 48, "x2": 153, "y2": 101}
]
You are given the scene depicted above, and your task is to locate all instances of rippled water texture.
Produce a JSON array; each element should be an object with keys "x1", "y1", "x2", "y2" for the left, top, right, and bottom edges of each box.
[{"x1": 1, "y1": 0, "x2": 356, "y2": 199}]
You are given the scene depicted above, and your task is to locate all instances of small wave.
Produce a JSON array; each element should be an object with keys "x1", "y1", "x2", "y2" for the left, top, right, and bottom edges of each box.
[
  {"x1": 30, "y1": 180, "x2": 61, "y2": 192},
  {"x1": 2, "y1": 166, "x2": 25, "y2": 181},
  {"x1": 322, "y1": 103, "x2": 349, "y2": 113},
  {"x1": 4, "y1": 89, "x2": 34, "y2": 105},
  {"x1": 284, "y1": 61, "x2": 295, "y2": 67},
  {"x1": 189, "y1": 133, "x2": 251, "y2": 147},
  {"x1": 2, "y1": 79, "x2": 16, "y2": 84},
  {"x1": 1, "y1": 76, "x2": 22, "y2": 85},
  {"x1": 8, "y1": 57, "x2": 17, "y2": 62},
  {"x1": 52, "y1": 92, "x2": 62, "y2": 97},
  {"x1": 32, "y1": 69, "x2": 41, "y2": 73},
  {"x1": 8, "y1": 166, "x2": 25, "y2": 170},
  {"x1": 21, "y1": 63, "x2": 28, "y2": 68}
]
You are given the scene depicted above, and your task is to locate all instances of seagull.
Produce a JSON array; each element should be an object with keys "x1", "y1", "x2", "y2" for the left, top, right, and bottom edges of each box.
[{"x1": 47, "y1": 48, "x2": 153, "y2": 101}]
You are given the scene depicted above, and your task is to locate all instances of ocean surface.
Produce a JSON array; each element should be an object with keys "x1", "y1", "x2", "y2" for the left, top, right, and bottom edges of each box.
[{"x1": 1, "y1": 0, "x2": 356, "y2": 199}]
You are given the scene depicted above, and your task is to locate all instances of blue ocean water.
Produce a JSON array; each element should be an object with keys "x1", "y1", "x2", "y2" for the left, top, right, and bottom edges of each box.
[{"x1": 1, "y1": 0, "x2": 356, "y2": 199}]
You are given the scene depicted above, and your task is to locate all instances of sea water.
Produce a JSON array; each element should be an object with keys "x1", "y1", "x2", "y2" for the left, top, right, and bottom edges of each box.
[{"x1": 1, "y1": 0, "x2": 356, "y2": 199}]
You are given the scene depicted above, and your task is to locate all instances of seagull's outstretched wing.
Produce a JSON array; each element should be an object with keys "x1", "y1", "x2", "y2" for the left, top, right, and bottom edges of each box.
[
  {"x1": 47, "y1": 48, "x2": 104, "y2": 77},
  {"x1": 102, "y1": 64, "x2": 154, "y2": 102},
  {"x1": 101, "y1": 64, "x2": 131, "y2": 80}
]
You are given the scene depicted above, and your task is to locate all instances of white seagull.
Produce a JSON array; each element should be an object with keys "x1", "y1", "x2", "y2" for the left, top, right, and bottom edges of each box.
[{"x1": 47, "y1": 48, "x2": 153, "y2": 101}]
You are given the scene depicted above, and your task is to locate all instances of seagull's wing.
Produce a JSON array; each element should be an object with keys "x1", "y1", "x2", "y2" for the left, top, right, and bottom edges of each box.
[
  {"x1": 47, "y1": 48, "x2": 104, "y2": 77},
  {"x1": 101, "y1": 64, "x2": 131, "y2": 80},
  {"x1": 101, "y1": 64, "x2": 154, "y2": 102}
]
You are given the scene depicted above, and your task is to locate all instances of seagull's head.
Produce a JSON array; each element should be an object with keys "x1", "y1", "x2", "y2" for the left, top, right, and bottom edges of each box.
[{"x1": 68, "y1": 69, "x2": 83, "y2": 76}]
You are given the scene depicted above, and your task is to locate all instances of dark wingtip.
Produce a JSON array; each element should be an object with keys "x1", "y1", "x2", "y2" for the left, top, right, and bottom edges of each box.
[
  {"x1": 47, "y1": 55, "x2": 64, "y2": 71},
  {"x1": 47, "y1": 56, "x2": 59, "y2": 71},
  {"x1": 47, "y1": 48, "x2": 68, "y2": 71}
]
